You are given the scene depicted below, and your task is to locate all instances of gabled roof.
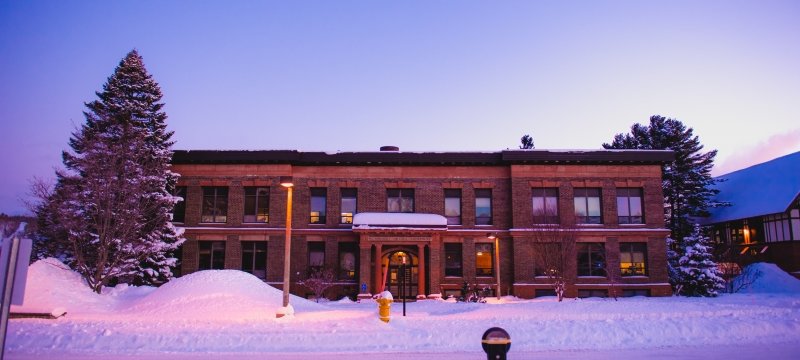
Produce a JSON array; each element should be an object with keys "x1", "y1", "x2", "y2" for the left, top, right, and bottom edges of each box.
[{"x1": 705, "y1": 151, "x2": 800, "y2": 224}]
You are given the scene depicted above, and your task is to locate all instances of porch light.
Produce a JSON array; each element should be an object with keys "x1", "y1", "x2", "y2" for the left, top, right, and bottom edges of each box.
[{"x1": 280, "y1": 176, "x2": 294, "y2": 188}]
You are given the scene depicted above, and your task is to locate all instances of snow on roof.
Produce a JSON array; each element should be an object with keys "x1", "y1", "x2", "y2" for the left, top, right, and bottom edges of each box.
[
  {"x1": 704, "y1": 151, "x2": 800, "y2": 224},
  {"x1": 353, "y1": 212, "x2": 447, "y2": 228}
]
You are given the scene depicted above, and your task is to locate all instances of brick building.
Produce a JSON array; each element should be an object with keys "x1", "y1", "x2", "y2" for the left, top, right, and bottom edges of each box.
[{"x1": 170, "y1": 148, "x2": 674, "y2": 300}]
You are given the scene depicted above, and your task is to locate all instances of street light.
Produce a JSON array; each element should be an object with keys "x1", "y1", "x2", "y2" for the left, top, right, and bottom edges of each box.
[
  {"x1": 487, "y1": 233, "x2": 501, "y2": 299},
  {"x1": 277, "y1": 176, "x2": 294, "y2": 318}
]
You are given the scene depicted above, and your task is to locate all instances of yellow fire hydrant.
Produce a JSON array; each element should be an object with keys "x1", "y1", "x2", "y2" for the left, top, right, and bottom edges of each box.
[{"x1": 377, "y1": 290, "x2": 393, "y2": 323}]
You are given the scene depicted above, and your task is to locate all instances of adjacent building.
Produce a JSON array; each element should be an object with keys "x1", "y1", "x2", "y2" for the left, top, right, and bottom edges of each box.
[
  {"x1": 704, "y1": 151, "x2": 800, "y2": 276},
  {"x1": 170, "y1": 148, "x2": 674, "y2": 300}
]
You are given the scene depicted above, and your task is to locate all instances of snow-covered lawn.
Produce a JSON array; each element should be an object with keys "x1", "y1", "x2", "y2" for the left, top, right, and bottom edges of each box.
[{"x1": 6, "y1": 260, "x2": 800, "y2": 359}]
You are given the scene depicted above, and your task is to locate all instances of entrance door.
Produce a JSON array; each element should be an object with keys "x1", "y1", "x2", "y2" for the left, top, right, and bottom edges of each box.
[{"x1": 385, "y1": 250, "x2": 418, "y2": 300}]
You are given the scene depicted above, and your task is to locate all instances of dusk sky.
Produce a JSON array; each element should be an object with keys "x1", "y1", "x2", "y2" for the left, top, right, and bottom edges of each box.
[{"x1": 1, "y1": 1, "x2": 799, "y2": 215}]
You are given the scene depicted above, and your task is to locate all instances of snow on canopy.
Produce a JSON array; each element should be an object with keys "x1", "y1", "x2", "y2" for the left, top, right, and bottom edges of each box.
[
  {"x1": 704, "y1": 151, "x2": 800, "y2": 224},
  {"x1": 739, "y1": 263, "x2": 800, "y2": 294},
  {"x1": 353, "y1": 212, "x2": 447, "y2": 228}
]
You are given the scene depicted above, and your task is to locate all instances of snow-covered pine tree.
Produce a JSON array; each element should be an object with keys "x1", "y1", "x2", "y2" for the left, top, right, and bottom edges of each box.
[
  {"x1": 602, "y1": 115, "x2": 723, "y2": 240},
  {"x1": 36, "y1": 50, "x2": 184, "y2": 292},
  {"x1": 676, "y1": 224, "x2": 724, "y2": 296},
  {"x1": 665, "y1": 236, "x2": 685, "y2": 295}
]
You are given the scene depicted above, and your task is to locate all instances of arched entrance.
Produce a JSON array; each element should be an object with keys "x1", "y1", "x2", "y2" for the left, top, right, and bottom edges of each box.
[{"x1": 383, "y1": 249, "x2": 418, "y2": 300}]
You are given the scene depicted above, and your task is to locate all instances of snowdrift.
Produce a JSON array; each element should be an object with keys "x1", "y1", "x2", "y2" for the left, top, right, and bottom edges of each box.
[
  {"x1": 739, "y1": 263, "x2": 800, "y2": 294},
  {"x1": 124, "y1": 269, "x2": 325, "y2": 321},
  {"x1": 12, "y1": 258, "x2": 116, "y2": 314}
]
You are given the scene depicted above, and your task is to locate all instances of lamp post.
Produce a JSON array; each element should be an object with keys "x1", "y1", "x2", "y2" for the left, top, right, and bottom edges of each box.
[
  {"x1": 277, "y1": 176, "x2": 294, "y2": 318},
  {"x1": 487, "y1": 233, "x2": 501, "y2": 299}
]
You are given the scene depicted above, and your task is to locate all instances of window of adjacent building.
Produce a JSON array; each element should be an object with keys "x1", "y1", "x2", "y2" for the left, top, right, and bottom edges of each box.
[
  {"x1": 241, "y1": 241, "x2": 267, "y2": 279},
  {"x1": 475, "y1": 189, "x2": 493, "y2": 225},
  {"x1": 310, "y1": 188, "x2": 327, "y2": 224},
  {"x1": 308, "y1": 241, "x2": 325, "y2": 273},
  {"x1": 340, "y1": 188, "x2": 357, "y2": 224},
  {"x1": 532, "y1": 188, "x2": 559, "y2": 224},
  {"x1": 444, "y1": 189, "x2": 462, "y2": 225},
  {"x1": 201, "y1": 187, "x2": 228, "y2": 223},
  {"x1": 244, "y1": 187, "x2": 270, "y2": 223},
  {"x1": 172, "y1": 186, "x2": 187, "y2": 223},
  {"x1": 475, "y1": 243, "x2": 494, "y2": 276},
  {"x1": 444, "y1": 243, "x2": 463, "y2": 277},
  {"x1": 617, "y1": 188, "x2": 644, "y2": 224},
  {"x1": 338, "y1": 242, "x2": 357, "y2": 280},
  {"x1": 387, "y1": 189, "x2": 415, "y2": 213},
  {"x1": 574, "y1": 188, "x2": 602, "y2": 224},
  {"x1": 577, "y1": 243, "x2": 606, "y2": 277},
  {"x1": 764, "y1": 210, "x2": 800, "y2": 242},
  {"x1": 198, "y1": 241, "x2": 225, "y2": 270},
  {"x1": 620, "y1": 243, "x2": 648, "y2": 276}
]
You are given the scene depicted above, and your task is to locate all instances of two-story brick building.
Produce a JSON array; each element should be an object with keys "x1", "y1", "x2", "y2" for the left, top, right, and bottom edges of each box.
[{"x1": 170, "y1": 148, "x2": 674, "y2": 300}]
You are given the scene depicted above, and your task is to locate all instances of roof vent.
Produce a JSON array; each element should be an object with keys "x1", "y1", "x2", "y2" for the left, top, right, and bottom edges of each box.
[{"x1": 379, "y1": 146, "x2": 400, "y2": 152}]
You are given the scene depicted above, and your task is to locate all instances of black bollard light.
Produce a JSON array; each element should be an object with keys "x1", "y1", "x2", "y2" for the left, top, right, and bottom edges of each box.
[{"x1": 481, "y1": 327, "x2": 511, "y2": 360}]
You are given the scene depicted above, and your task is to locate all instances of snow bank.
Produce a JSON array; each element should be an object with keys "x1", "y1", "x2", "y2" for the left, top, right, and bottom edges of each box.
[
  {"x1": 739, "y1": 263, "x2": 800, "y2": 294},
  {"x1": 12, "y1": 258, "x2": 116, "y2": 314},
  {"x1": 124, "y1": 270, "x2": 324, "y2": 321}
]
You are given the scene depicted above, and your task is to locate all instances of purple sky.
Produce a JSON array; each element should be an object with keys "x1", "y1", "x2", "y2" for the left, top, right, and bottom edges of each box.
[{"x1": 1, "y1": 1, "x2": 799, "y2": 215}]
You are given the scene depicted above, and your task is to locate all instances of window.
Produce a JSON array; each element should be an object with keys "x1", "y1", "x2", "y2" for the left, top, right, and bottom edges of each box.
[
  {"x1": 244, "y1": 187, "x2": 269, "y2": 223},
  {"x1": 444, "y1": 189, "x2": 462, "y2": 225},
  {"x1": 620, "y1": 243, "x2": 647, "y2": 276},
  {"x1": 617, "y1": 188, "x2": 643, "y2": 224},
  {"x1": 475, "y1": 243, "x2": 494, "y2": 276},
  {"x1": 475, "y1": 189, "x2": 492, "y2": 225},
  {"x1": 199, "y1": 241, "x2": 225, "y2": 270},
  {"x1": 340, "y1": 188, "x2": 357, "y2": 224},
  {"x1": 577, "y1": 243, "x2": 606, "y2": 276},
  {"x1": 532, "y1": 188, "x2": 559, "y2": 224},
  {"x1": 338, "y1": 242, "x2": 357, "y2": 280},
  {"x1": 533, "y1": 243, "x2": 561, "y2": 277},
  {"x1": 308, "y1": 242, "x2": 325, "y2": 273},
  {"x1": 310, "y1": 188, "x2": 327, "y2": 224},
  {"x1": 622, "y1": 289, "x2": 651, "y2": 297},
  {"x1": 577, "y1": 289, "x2": 608, "y2": 298},
  {"x1": 201, "y1": 187, "x2": 228, "y2": 223},
  {"x1": 241, "y1": 241, "x2": 267, "y2": 279},
  {"x1": 444, "y1": 243, "x2": 463, "y2": 277},
  {"x1": 172, "y1": 186, "x2": 186, "y2": 223},
  {"x1": 387, "y1": 189, "x2": 414, "y2": 213},
  {"x1": 574, "y1": 188, "x2": 602, "y2": 224},
  {"x1": 764, "y1": 210, "x2": 800, "y2": 242}
]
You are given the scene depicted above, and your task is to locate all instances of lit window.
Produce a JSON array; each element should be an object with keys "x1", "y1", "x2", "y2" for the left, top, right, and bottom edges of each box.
[
  {"x1": 310, "y1": 188, "x2": 327, "y2": 224},
  {"x1": 340, "y1": 188, "x2": 357, "y2": 224},
  {"x1": 244, "y1": 187, "x2": 269, "y2": 223},
  {"x1": 338, "y1": 242, "x2": 357, "y2": 280},
  {"x1": 475, "y1": 243, "x2": 493, "y2": 276},
  {"x1": 620, "y1": 243, "x2": 647, "y2": 276}
]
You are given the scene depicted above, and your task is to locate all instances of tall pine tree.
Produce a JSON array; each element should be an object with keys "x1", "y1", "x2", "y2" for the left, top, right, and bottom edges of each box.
[
  {"x1": 603, "y1": 115, "x2": 722, "y2": 240},
  {"x1": 37, "y1": 50, "x2": 183, "y2": 292}
]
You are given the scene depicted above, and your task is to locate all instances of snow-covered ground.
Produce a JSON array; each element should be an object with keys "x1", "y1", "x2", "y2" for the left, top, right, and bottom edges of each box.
[{"x1": 6, "y1": 260, "x2": 800, "y2": 359}]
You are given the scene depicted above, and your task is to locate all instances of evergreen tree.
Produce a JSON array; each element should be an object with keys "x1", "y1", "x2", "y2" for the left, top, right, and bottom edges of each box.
[
  {"x1": 603, "y1": 115, "x2": 722, "y2": 240},
  {"x1": 676, "y1": 224, "x2": 724, "y2": 296},
  {"x1": 36, "y1": 50, "x2": 183, "y2": 292},
  {"x1": 520, "y1": 134, "x2": 534, "y2": 149}
]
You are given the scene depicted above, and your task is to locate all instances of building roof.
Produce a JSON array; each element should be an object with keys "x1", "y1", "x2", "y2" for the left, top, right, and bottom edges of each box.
[
  {"x1": 171, "y1": 149, "x2": 674, "y2": 166},
  {"x1": 704, "y1": 151, "x2": 800, "y2": 224}
]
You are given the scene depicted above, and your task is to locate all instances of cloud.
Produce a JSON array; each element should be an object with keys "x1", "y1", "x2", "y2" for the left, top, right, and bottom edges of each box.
[{"x1": 713, "y1": 128, "x2": 800, "y2": 176}]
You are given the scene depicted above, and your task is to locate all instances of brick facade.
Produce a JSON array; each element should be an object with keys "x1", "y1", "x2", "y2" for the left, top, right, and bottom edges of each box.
[{"x1": 171, "y1": 149, "x2": 673, "y2": 299}]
